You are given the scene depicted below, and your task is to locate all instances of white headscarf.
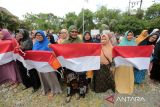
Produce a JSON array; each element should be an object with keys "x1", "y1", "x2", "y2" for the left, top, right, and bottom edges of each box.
[{"x1": 150, "y1": 29, "x2": 159, "y2": 35}]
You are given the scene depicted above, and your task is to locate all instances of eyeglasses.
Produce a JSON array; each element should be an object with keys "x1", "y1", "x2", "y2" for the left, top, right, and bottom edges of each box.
[{"x1": 71, "y1": 31, "x2": 78, "y2": 33}]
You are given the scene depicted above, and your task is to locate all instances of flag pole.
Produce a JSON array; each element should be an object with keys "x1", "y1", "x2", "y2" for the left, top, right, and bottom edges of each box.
[{"x1": 83, "y1": 0, "x2": 88, "y2": 34}]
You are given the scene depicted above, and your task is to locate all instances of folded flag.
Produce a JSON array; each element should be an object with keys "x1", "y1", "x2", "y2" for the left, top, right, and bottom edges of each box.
[
  {"x1": 113, "y1": 46, "x2": 153, "y2": 70},
  {"x1": 50, "y1": 43, "x2": 101, "y2": 72}
]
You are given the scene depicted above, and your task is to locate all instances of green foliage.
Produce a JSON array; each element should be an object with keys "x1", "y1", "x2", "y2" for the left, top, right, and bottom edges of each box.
[
  {"x1": 145, "y1": 3, "x2": 160, "y2": 20},
  {"x1": 150, "y1": 17, "x2": 160, "y2": 29},
  {"x1": 1, "y1": 3, "x2": 160, "y2": 34},
  {"x1": 136, "y1": 9, "x2": 144, "y2": 19},
  {"x1": 77, "y1": 9, "x2": 95, "y2": 33},
  {"x1": 95, "y1": 6, "x2": 120, "y2": 31},
  {"x1": 23, "y1": 13, "x2": 62, "y2": 32},
  {"x1": 62, "y1": 12, "x2": 78, "y2": 29},
  {"x1": 0, "y1": 11, "x2": 19, "y2": 31},
  {"x1": 115, "y1": 15, "x2": 146, "y2": 35}
]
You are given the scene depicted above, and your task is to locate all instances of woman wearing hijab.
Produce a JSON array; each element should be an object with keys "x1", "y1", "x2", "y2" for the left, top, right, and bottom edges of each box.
[
  {"x1": 0, "y1": 29, "x2": 21, "y2": 87},
  {"x1": 135, "y1": 30, "x2": 148, "y2": 45},
  {"x1": 115, "y1": 31, "x2": 136, "y2": 94},
  {"x1": 139, "y1": 33, "x2": 159, "y2": 46},
  {"x1": 83, "y1": 31, "x2": 93, "y2": 43},
  {"x1": 15, "y1": 29, "x2": 41, "y2": 92},
  {"x1": 83, "y1": 31, "x2": 93, "y2": 89},
  {"x1": 119, "y1": 31, "x2": 136, "y2": 46},
  {"x1": 92, "y1": 34, "x2": 115, "y2": 93},
  {"x1": 33, "y1": 30, "x2": 62, "y2": 96},
  {"x1": 150, "y1": 29, "x2": 159, "y2": 35},
  {"x1": 46, "y1": 33, "x2": 56, "y2": 44},
  {"x1": 57, "y1": 29, "x2": 68, "y2": 44},
  {"x1": 134, "y1": 33, "x2": 160, "y2": 84}
]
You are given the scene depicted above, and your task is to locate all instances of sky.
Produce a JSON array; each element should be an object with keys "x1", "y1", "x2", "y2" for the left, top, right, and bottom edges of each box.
[{"x1": 0, "y1": 0, "x2": 158, "y2": 19}]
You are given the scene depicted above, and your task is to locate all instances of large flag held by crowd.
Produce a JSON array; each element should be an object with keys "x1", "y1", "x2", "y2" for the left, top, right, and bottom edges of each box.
[
  {"x1": 0, "y1": 40, "x2": 153, "y2": 73},
  {"x1": 0, "y1": 41, "x2": 101, "y2": 72}
]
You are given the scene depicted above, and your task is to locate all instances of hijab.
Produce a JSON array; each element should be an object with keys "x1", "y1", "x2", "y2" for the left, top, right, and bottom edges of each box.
[
  {"x1": 47, "y1": 33, "x2": 56, "y2": 44},
  {"x1": 15, "y1": 29, "x2": 30, "y2": 42},
  {"x1": 119, "y1": 31, "x2": 136, "y2": 46},
  {"x1": 83, "y1": 31, "x2": 93, "y2": 43},
  {"x1": 153, "y1": 39, "x2": 160, "y2": 62},
  {"x1": 33, "y1": 30, "x2": 51, "y2": 51},
  {"x1": 150, "y1": 29, "x2": 159, "y2": 35},
  {"x1": 100, "y1": 35, "x2": 113, "y2": 65},
  {"x1": 1, "y1": 29, "x2": 12, "y2": 40},
  {"x1": 139, "y1": 33, "x2": 159, "y2": 46},
  {"x1": 135, "y1": 30, "x2": 148, "y2": 45}
]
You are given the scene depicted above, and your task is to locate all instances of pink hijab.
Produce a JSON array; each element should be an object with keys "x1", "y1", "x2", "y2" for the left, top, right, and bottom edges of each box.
[
  {"x1": 1, "y1": 29, "x2": 12, "y2": 40},
  {"x1": 100, "y1": 35, "x2": 113, "y2": 65}
]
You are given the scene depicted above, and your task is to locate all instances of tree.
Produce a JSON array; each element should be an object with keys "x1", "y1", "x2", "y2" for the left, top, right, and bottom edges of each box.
[
  {"x1": 136, "y1": 9, "x2": 144, "y2": 19},
  {"x1": 95, "y1": 6, "x2": 120, "y2": 31},
  {"x1": 62, "y1": 12, "x2": 78, "y2": 29},
  {"x1": 0, "y1": 7, "x2": 19, "y2": 31},
  {"x1": 23, "y1": 13, "x2": 62, "y2": 32},
  {"x1": 145, "y1": 3, "x2": 160, "y2": 20},
  {"x1": 115, "y1": 15, "x2": 147, "y2": 35},
  {"x1": 150, "y1": 17, "x2": 160, "y2": 30}
]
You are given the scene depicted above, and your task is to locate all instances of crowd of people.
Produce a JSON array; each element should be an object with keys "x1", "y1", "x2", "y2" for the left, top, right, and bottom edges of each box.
[{"x1": 0, "y1": 26, "x2": 160, "y2": 103}]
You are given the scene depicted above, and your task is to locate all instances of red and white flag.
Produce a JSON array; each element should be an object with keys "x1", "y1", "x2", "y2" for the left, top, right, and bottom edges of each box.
[
  {"x1": 0, "y1": 40, "x2": 15, "y2": 65},
  {"x1": 50, "y1": 43, "x2": 101, "y2": 72},
  {"x1": 0, "y1": 41, "x2": 60, "y2": 72},
  {"x1": 14, "y1": 51, "x2": 59, "y2": 72},
  {"x1": 113, "y1": 46, "x2": 153, "y2": 70}
]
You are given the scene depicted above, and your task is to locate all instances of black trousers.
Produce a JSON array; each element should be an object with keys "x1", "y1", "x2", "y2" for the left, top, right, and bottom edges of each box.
[{"x1": 17, "y1": 61, "x2": 41, "y2": 89}]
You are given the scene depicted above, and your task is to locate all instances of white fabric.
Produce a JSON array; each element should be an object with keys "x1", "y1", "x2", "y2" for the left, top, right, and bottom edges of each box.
[
  {"x1": 114, "y1": 56, "x2": 150, "y2": 70},
  {"x1": 57, "y1": 56, "x2": 100, "y2": 72}
]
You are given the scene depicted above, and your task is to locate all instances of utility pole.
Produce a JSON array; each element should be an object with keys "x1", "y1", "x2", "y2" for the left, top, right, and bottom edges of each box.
[
  {"x1": 140, "y1": 0, "x2": 143, "y2": 10},
  {"x1": 128, "y1": 0, "x2": 131, "y2": 15},
  {"x1": 83, "y1": 8, "x2": 84, "y2": 34},
  {"x1": 83, "y1": 0, "x2": 88, "y2": 34}
]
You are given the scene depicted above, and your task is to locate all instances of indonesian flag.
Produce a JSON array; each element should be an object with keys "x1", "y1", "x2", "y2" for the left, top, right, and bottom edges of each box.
[
  {"x1": 50, "y1": 43, "x2": 101, "y2": 72},
  {"x1": 0, "y1": 41, "x2": 60, "y2": 72},
  {"x1": 113, "y1": 46, "x2": 153, "y2": 70},
  {"x1": 14, "y1": 51, "x2": 60, "y2": 72},
  {"x1": 0, "y1": 40, "x2": 16, "y2": 65}
]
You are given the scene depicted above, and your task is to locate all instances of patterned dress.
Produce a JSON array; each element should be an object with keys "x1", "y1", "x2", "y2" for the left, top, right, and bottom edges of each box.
[{"x1": 92, "y1": 64, "x2": 115, "y2": 93}]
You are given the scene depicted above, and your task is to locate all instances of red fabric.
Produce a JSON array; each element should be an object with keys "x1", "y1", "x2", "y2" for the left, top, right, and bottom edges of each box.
[
  {"x1": 50, "y1": 43, "x2": 101, "y2": 58},
  {"x1": 113, "y1": 46, "x2": 153, "y2": 58}
]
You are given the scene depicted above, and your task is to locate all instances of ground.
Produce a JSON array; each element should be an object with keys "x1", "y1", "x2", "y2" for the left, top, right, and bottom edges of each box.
[{"x1": 0, "y1": 76, "x2": 160, "y2": 107}]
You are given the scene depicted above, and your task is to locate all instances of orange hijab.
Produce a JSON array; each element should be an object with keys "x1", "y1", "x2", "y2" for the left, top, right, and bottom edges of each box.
[
  {"x1": 135, "y1": 30, "x2": 148, "y2": 45},
  {"x1": 100, "y1": 35, "x2": 113, "y2": 65}
]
